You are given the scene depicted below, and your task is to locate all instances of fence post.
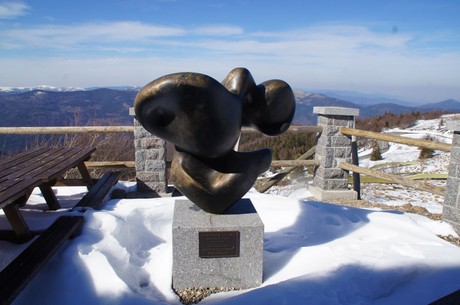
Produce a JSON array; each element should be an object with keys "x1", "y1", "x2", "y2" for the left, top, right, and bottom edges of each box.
[
  {"x1": 310, "y1": 106, "x2": 360, "y2": 201},
  {"x1": 443, "y1": 119, "x2": 460, "y2": 234},
  {"x1": 130, "y1": 108, "x2": 168, "y2": 195}
]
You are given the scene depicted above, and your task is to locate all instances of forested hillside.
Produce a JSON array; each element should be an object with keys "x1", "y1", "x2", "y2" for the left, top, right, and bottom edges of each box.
[
  {"x1": 355, "y1": 110, "x2": 448, "y2": 132},
  {"x1": 239, "y1": 131, "x2": 316, "y2": 160}
]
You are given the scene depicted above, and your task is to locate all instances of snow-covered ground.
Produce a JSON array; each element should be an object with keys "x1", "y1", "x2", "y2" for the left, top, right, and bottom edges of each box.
[{"x1": 1, "y1": 115, "x2": 460, "y2": 304}]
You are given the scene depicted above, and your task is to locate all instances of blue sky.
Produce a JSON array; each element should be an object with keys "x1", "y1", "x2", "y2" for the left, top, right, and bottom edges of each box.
[{"x1": 0, "y1": 0, "x2": 459, "y2": 103}]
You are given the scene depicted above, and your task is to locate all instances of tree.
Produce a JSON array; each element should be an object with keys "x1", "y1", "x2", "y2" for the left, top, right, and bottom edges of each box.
[
  {"x1": 419, "y1": 136, "x2": 435, "y2": 160},
  {"x1": 370, "y1": 140, "x2": 383, "y2": 161}
]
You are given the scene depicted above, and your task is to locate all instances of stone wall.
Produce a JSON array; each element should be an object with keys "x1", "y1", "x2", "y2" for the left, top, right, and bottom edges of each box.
[{"x1": 130, "y1": 108, "x2": 167, "y2": 194}]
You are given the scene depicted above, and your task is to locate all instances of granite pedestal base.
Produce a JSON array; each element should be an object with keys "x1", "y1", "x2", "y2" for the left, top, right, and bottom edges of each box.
[
  {"x1": 309, "y1": 185, "x2": 357, "y2": 201},
  {"x1": 172, "y1": 199, "x2": 264, "y2": 292}
]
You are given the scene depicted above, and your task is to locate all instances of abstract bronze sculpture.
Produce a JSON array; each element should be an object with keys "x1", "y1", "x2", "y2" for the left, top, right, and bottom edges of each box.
[{"x1": 134, "y1": 68, "x2": 295, "y2": 213}]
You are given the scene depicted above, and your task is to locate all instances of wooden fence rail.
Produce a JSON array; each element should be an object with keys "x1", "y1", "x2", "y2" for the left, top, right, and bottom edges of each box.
[
  {"x1": 340, "y1": 127, "x2": 452, "y2": 152},
  {"x1": 0, "y1": 125, "x2": 323, "y2": 135},
  {"x1": 270, "y1": 160, "x2": 319, "y2": 167},
  {"x1": 85, "y1": 161, "x2": 136, "y2": 169},
  {"x1": 84, "y1": 160, "x2": 320, "y2": 169},
  {"x1": 0, "y1": 126, "x2": 135, "y2": 134},
  {"x1": 242, "y1": 125, "x2": 323, "y2": 134},
  {"x1": 339, "y1": 162, "x2": 446, "y2": 196}
]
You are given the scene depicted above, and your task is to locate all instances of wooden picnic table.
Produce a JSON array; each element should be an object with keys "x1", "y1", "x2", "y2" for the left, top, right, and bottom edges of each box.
[{"x1": 0, "y1": 147, "x2": 95, "y2": 242}]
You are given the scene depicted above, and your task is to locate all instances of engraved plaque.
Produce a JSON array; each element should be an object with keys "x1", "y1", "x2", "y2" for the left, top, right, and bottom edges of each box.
[{"x1": 199, "y1": 231, "x2": 240, "y2": 258}]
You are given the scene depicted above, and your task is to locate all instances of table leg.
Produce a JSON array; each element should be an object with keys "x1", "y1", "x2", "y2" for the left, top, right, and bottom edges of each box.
[
  {"x1": 77, "y1": 162, "x2": 94, "y2": 190},
  {"x1": 39, "y1": 183, "x2": 61, "y2": 210},
  {"x1": 3, "y1": 204, "x2": 33, "y2": 243}
]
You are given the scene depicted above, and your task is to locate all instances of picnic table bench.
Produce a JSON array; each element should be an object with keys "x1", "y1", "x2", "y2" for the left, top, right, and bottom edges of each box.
[
  {"x1": 0, "y1": 147, "x2": 120, "y2": 304},
  {"x1": 0, "y1": 215, "x2": 84, "y2": 305},
  {"x1": 0, "y1": 147, "x2": 95, "y2": 242}
]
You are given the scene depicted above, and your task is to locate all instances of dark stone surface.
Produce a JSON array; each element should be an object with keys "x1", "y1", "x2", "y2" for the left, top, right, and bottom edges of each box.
[{"x1": 134, "y1": 68, "x2": 295, "y2": 213}]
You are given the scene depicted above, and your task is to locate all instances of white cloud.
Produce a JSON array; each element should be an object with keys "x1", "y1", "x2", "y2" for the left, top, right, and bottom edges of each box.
[
  {"x1": 191, "y1": 25, "x2": 244, "y2": 36},
  {"x1": 0, "y1": 21, "x2": 459, "y2": 102},
  {"x1": 1, "y1": 21, "x2": 186, "y2": 49},
  {"x1": 0, "y1": 21, "x2": 247, "y2": 52},
  {"x1": 0, "y1": 1, "x2": 30, "y2": 19}
]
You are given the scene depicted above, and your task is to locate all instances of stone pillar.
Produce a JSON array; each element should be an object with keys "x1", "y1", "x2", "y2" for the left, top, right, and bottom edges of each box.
[
  {"x1": 443, "y1": 119, "x2": 460, "y2": 234},
  {"x1": 130, "y1": 108, "x2": 167, "y2": 195},
  {"x1": 310, "y1": 106, "x2": 359, "y2": 201}
]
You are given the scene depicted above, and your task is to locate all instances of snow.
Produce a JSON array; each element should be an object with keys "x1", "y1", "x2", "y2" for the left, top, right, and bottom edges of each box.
[
  {"x1": 2, "y1": 115, "x2": 460, "y2": 304},
  {"x1": 2, "y1": 187, "x2": 459, "y2": 305}
]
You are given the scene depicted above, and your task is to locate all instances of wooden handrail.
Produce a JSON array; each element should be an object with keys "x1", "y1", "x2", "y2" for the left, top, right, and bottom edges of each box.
[
  {"x1": 270, "y1": 160, "x2": 320, "y2": 167},
  {"x1": 339, "y1": 162, "x2": 445, "y2": 196},
  {"x1": 0, "y1": 125, "x2": 322, "y2": 135},
  {"x1": 340, "y1": 127, "x2": 452, "y2": 152},
  {"x1": 241, "y1": 125, "x2": 323, "y2": 134},
  {"x1": 0, "y1": 126, "x2": 134, "y2": 134},
  {"x1": 85, "y1": 161, "x2": 136, "y2": 168},
  {"x1": 85, "y1": 159, "x2": 320, "y2": 169}
]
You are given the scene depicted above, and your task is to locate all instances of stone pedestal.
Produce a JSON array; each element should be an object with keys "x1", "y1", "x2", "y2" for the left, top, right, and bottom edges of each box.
[
  {"x1": 130, "y1": 108, "x2": 167, "y2": 194},
  {"x1": 444, "y1": 119, "x2": 460, "y2": 234},
  {"x1": 172, "y1": 199, "x2": 264, "y2": 292},
  {"x1": 311, "y1": 106, "x2": 359, "y2": 200}
]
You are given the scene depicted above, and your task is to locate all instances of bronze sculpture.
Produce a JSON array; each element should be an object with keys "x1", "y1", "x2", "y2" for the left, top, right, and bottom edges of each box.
[{"x1": 134, "y1": 68, "x2": 295, "y2": 213}]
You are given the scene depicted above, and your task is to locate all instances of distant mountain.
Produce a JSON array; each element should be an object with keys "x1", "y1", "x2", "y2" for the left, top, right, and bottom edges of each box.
[
  {"x1": 293, "y1": 91, "x2": 460, "y2": 124},
  {"x1": 0, "y1": 86, "x2": 140, "y2": 96},
  {"x1": 358, "y1": 103, "x2": 416, "y2": 118},
  {"x1": 85, "y1": 86, "x2": 141, "y2": 92},
  {"x1": 420, "y1": 99, "x2": 460, "y2": 112},
  {"x1": 308, "y1": 89, "x2": 417, "y2": 106},
  {"x1": 0, "y1": 88, "x2": 137, "y2": 127},
  {"x1": 2, "y1": 87, "x2": 458, "y2": 128},
  {"x1": 293, "y1": 92, "x2": 359, "y2": 124},
  {"x1": 0, "y1": 88, "x2": 138, "y2": 151},
  {"x1": 1, "y1": 87, "x2": 459, "y2": 151}
]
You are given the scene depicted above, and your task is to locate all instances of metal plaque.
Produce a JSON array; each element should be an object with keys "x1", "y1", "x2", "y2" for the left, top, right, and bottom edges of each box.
[{"x1": 199, "y1": 231, "x2": 240, "y2": 258}]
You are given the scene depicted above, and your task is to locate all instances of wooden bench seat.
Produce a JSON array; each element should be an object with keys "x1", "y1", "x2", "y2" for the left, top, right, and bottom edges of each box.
[
  {"x1": 0, "y1": 216, "x2": 84, "y2": 305},
  {"x1": 75, "y1": 171, "x2": 120, "y2": 210}
]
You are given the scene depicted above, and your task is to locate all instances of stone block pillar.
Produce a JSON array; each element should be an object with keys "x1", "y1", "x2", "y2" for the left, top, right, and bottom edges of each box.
[
  {"x1": 443, "y1": 119, "x2": 460, "y2": 234},
  {"x1": 310, "y1": 106, "x2": 359, "y2": 201},
  {"x1": 130, "y1": 108, "x2": 167, "y2": 194}
]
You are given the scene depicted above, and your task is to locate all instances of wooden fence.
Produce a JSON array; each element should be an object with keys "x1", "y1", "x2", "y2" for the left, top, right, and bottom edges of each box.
[
  {"x1": 1, "y1": 124, "x2": 452, "y2": 196},
  {"x1": 339, "y1": 127, "x2": 452, "y2": 197},
  {"x1": 0, "y1": 125, "x2": 321, "y2": 170}
]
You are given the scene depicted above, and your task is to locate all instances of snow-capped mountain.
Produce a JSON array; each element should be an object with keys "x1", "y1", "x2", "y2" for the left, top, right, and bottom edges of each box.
[
  {"x1": 0, "y1": 86, "x2": 85, "y2": 95},
  {"x1": 0, "y1": 85, "x2": 140, "y2": 95}
]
